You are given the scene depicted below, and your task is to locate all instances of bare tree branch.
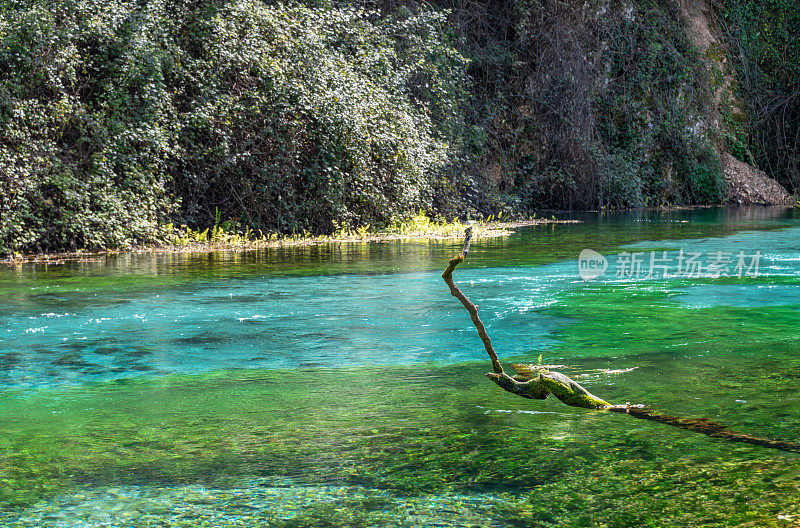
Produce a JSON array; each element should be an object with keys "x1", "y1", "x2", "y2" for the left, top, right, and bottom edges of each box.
[
  {"x1": 442, "y1": 227, "x2": 610, "y2": 408},
  {"x1": 441, "y1": 226, "x2": 504, "y2": 375}
]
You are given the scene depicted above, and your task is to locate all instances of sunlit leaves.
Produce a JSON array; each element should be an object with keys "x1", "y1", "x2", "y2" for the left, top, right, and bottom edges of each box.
[{"x1": 0, "y1": 0, "x2": 469, "y2": 252}]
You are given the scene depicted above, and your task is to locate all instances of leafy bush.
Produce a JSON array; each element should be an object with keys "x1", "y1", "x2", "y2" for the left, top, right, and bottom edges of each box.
[
  {"x1": 0, "y1": 0, "x2": 179, "y2": 251},
  {"x1": 0, "y1": 0, "x2": 468, "y2": 253},
  {"x1": 172, "y1": 1, "x2": 470, "y2": 233}
]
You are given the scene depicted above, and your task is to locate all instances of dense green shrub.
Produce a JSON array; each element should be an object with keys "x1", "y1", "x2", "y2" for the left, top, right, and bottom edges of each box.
[
  {"x1": 0, "y1": 0, "x2": 468, "y2": 252},
  {"x1": 172, "y1": 1, "x2": 469, "y2": 232},
  {"x1": 3, "y1": 0, "x2": 782, "y2": 254},
  {"x1": 0, "y1": 1, "x2": 179, "y2": 251}
]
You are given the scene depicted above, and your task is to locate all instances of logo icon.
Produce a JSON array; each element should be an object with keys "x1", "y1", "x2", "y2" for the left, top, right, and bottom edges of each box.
[{"x1": 578, "y1": 249, "x2": 607, "y2": 281}]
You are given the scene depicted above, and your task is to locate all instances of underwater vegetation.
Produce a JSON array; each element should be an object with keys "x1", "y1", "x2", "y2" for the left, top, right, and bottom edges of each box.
[
  {"x1": 1, "y1": 210, "x2": 799, "y2": 526},
  {"x1": 1, "y1": 278, "x2": 799, "y2": 526}
]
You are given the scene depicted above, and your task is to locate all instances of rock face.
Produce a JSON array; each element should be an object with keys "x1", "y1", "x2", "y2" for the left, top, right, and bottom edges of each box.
[
  {"x1": 722, "y1": 153, "x2": 795, "y2": 206},
  {"x1": 677, "y1": 1, "x2": 794, "y2": 208}
]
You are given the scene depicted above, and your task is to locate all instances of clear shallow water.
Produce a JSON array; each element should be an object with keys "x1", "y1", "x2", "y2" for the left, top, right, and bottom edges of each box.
[
  {"x1": 2, "y1": 207, "x2": 799, "y2": 390},
  {"x1": 1, "y1": 206, "x2": 800, "y2": 527},
  {"x1": 0, "y1": 267, "x2": 573, "y2": 389}
]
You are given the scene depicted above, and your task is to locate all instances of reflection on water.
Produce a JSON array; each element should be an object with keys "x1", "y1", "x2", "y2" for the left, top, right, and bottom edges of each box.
[
  {"x1": 1, "y1": 206, "x2": 799, "y2": 527},
  {"x1": 2, "y1": 208, "x2": 799, "y2": 390}
]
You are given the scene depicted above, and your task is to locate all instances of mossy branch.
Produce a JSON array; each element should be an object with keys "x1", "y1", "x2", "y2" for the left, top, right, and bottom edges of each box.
[
  {"x1": 442, "y1": 228, "x2": 800, "y2": 453},
  {"x1": 442, "y1": 227, "x2": 609, "y2": 408}
]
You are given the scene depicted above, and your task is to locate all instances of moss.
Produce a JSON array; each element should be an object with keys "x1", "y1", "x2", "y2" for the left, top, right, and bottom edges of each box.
[
  {"x1": 2, "y1": 321, "x2": 800, "y2": 525},
  {"x1": 538, "y1": 371, "x2": 610, "y2": 408}
]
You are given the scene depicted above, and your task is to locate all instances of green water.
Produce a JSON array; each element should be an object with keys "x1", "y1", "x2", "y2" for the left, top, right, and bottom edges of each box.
[{"x1": 1, "y1": 207, "x2": 799, "y2": 527}]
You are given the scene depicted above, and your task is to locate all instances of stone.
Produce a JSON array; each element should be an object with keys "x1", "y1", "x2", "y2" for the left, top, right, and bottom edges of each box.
[{"x1": 722, "y1": 153, "x2": 794, "y2": 206}]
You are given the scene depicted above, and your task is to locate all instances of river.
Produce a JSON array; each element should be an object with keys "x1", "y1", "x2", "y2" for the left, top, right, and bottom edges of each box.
[{"x1": 1, "y1": 207, "x2": 798, "y2": 527}]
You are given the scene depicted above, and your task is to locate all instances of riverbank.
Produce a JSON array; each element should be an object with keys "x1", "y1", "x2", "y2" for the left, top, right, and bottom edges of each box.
[{"x1": 0, "y1": 216, "x2": 580, "y2": 265}]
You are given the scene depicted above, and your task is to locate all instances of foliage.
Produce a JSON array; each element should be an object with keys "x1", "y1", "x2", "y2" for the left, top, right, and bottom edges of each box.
[
  {"x1": 453, "y1": 0, "x2": 725, "y2": 210},
  {"x1": 167, "y1": 210, "x2": 503, "y2": 250},
  {"x1": 383, "y1": 210, "x2": 472, "y2": 237},
  {"x1": 172, "y1": 1, "x2": 469, "y2": 234},
  {"x1": 0, "y1": 0, "x2": 180, "y2": 252},
  {"x1": 3, "y1": 0, "x2": 790, "y2": 254},
  {"x1": 0, "y1": 0, "x2": 469, "y2": 253},
  {"x1": 719, "y1": 0, "x2": 800, "y2": 193}
]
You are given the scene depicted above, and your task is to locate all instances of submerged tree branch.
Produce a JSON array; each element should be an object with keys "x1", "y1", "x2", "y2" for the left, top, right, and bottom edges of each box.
[
  {"x1": 612, "y1": 406, "x2": 800, "y2": 453},
  {"x1": 442, "y1": 227, "x2": 609, "y2": 408},
  {"x1": 442, "y1": 228, "x2": 800, "y2": 453},
  {"x1": 442, "y1": 226, "x2": 504, "y2": 375}
]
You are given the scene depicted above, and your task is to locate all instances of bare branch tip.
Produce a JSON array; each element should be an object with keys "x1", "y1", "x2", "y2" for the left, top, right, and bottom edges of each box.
[{"x1": 461, "y1": 226, "x2": 473, "y2": 257}]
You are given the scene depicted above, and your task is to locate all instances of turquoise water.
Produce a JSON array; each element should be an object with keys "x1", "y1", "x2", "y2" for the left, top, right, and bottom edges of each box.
[
  {"x1": 3, "y1": 207, "x2": 798, "y2": 389},
  {"x1": 0, "y1": 266, "x2": 568, "y2": 388},
  {"x1": 1, "y1": 206, "x2": 800, "y2": 527}
]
